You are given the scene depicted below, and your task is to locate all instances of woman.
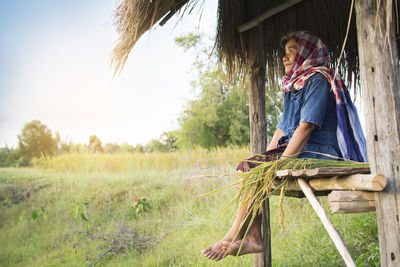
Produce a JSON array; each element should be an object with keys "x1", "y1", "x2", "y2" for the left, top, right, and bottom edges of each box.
[{"x1": 202, "y1": 31, "x2": 367, "y2": 261}]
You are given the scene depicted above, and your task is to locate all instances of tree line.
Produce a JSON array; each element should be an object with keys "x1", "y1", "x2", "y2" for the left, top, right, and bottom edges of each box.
[{"x1": 0, "y1": 33, "x2": 282, "y2": 167}]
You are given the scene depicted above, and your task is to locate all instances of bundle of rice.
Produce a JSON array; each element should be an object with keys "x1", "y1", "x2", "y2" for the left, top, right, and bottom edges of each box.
[{"x1": 204, "y1": 157, "x2": 369, "y2": 254}]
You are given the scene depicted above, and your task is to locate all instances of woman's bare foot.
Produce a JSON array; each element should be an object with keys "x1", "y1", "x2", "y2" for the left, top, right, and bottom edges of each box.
[
  {"x1": 202, "y1": 238, "x2": 231, "y2": 261},
  {"x1": 223, "y1": 235, "x2": 264, "y2": 256}
]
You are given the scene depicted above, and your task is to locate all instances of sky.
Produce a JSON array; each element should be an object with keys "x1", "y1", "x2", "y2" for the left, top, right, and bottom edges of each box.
[{"x1": 0, "y1": 0, "x2": 218, "y2": 147}]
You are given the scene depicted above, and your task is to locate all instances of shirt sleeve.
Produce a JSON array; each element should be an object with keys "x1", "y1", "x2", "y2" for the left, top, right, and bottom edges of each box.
[
  {"x1": 300, "y1": 74, "x2": 331, "y2": 129},
  {"x1": 276, "y1": 92, "x2": 287, "y2": 130}
]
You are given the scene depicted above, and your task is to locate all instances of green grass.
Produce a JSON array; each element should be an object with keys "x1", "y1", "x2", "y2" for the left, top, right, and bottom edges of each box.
[{"x1": 0, "y1": 164, "x2": 379, "y2": 266}]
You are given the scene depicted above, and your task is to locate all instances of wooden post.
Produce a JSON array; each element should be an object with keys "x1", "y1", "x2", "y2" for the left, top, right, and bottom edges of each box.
[
  {"x1": 247, "y1": 25, "x2": 269, "y2": 267},
  {"x1": 355, "y1": 0, "x2": 400, "y2": 266}
]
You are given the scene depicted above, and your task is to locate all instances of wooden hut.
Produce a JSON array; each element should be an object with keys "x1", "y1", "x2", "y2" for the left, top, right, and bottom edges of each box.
[{"x1": 112, "y1": 0, "x2": 400, "y2": 266}]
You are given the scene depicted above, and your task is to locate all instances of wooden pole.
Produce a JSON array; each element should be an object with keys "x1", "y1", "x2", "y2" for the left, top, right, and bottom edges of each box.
[
  {"x1": 355, "y1": 1, "x2": 400, "y2": 266},
  {"x1": 247, "y1": 25, "x2": 269, "y2": 267},
  {"x1": 297, "y1": 179, "x2": 356, "y2": 267}
]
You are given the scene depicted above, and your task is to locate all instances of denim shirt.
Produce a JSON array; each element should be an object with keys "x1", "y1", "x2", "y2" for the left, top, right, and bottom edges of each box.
[{"x1": 276, "y1": 73, "x2": 342, "y2": 160}]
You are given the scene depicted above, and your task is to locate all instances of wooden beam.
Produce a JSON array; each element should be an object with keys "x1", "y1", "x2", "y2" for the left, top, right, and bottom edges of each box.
[
  {"x1": 355, "y1": 0, "x2": 400, "y2": 266},
  {"x1": 328, "y1": 190, "x2": 375, "y2": 202},
  {"x1": 272, "y1": 173, "x2": 387, "y2": 192},
  {"x1": 309, "y1": 174, "x2": 386, "y2": 191},
  {"x1": 276, "y1": 167, "x2": 370, "y2": 178},
  {"x1": 237, "y1": 0, "x2": 304, "y2": 33},
  {"x1": 328, "y1": 191, "x2": 376, "y2": 214},
  {"x1": 330, "y1": 201, "x2": 376, "y2": 214},
  {"x1": 159, "y1": 0, "x2": 190, "y2": 26},
  {"x1": 298, "y1": 179, "x2": 356, "y2": 267}
]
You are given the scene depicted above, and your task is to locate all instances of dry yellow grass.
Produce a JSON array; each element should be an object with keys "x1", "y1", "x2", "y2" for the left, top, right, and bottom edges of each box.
[{"x1": 32, "y1": 146, "x2": 250, "y2": 172}]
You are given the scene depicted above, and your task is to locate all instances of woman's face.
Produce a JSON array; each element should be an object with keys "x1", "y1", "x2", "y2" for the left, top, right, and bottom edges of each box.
[{"x1": 283, "y1": 38, "x2": 297, "y2": 75}]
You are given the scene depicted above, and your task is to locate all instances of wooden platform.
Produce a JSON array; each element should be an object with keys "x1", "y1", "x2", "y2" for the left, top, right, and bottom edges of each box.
[{"x1": 272, "y1": 166, "x2": 386, "y2": 214}]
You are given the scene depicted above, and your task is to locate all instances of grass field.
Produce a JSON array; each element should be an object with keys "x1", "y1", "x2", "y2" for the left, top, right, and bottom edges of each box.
[{"x1": 0, "y1": 150, "x2": 379, "y2": 266}]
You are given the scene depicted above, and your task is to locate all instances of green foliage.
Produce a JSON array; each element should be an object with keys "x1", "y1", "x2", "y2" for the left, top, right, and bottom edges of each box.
[
  {"x1": 31, "y1": 206, "x2": 47, "y2": 221},
  {"x1": 72, "y1": 201, "x2": 89, "y2": 222},
  {"x1": 119, "y1": 142, "x2": 136, "y2": 153},
  {"x1": 174, "y1": 33, "x2": 201, "y2": 51},
  {"x1": 0, "y1": 146, "x2": 24, "y2": 167},
  {"x1": 18, "y1": 120, "x2": 58, "y2": 164},
  {"x1": 174, "y1": 33, "x2": 282, "y2": 149},
  {"x1": 18, "y1": 210, "x2": 25, "y2": 223},
  {"x1": 145, "y1": 139, "x2": 169, "y2": 153},
  {"x1": 355, "y1": 242, "x2": 380, "y2": 266},
  {"x1": 0, "y1": 166, "x2": 378, "y2": 266},
  {"x1": 130, "y1": 197, "x2": 151, "y2": 218},
  {"x1": 160, "y1": 131, "x2": 178, "y2": 152}
]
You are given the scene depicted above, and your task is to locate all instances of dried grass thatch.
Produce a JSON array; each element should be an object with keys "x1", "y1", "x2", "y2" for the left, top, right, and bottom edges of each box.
[
  {"x1": 111, "y1": 0, "x2": 202, "y2": 74},
  {"x1": 216, "y1": 0, "x2": 400, "y2": 88},
  {"x1": 112, "y1": 0, "x2": 400, "y2": 88},
  {"x1": 216, "y1": 0, "x2": 360, "y2": 87}
]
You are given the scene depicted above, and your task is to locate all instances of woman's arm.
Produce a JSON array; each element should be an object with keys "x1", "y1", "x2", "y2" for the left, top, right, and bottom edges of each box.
[
  {"x1": 281, "y1": 122, "x2": 318, "y2": 157},
  {"x1": 267, "y1": 128, "x2": 284, "y2": 150}
]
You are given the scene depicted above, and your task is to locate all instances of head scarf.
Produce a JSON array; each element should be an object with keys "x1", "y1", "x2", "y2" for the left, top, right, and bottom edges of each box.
[{"x1": 282, "y1": 31, "x2": 367, "y2": 162}]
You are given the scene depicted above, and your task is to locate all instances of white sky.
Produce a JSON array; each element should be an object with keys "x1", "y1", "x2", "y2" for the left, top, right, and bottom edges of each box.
[{"x1": 0, "y1": 0, "x2": 218, "y2": 147}]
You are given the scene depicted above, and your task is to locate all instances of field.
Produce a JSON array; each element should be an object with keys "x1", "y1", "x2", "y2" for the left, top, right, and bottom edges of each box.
[{"x1": 0, "y1": 148, "x2": 379, "y2": 266}]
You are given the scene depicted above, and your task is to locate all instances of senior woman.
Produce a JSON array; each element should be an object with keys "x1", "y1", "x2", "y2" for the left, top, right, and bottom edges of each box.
[{"x1": 202, "y1": 31, "x2": 367, "y2": 261}]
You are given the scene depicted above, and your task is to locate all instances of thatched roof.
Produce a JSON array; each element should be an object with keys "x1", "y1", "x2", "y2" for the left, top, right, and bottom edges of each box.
[
  {"x1": 111, "y1": 0, "x2": 200, "y2": 74},
  {"x1": 112, "y1": 0, "x2": 400, "y2": 87}
]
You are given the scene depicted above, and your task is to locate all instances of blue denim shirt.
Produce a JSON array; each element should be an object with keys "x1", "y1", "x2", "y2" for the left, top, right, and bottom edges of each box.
[{"x1": 276, "y1": 73, "x2": 342, "y2": 160}]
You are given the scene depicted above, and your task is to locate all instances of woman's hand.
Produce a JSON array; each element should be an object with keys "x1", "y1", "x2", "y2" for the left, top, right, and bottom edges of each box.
[
  {"x1": 267, "y1": 128, "x2": 284, "y2": 150},
  {"x1": 280, "y1": 122, "x2": 318, "y2": 158}
]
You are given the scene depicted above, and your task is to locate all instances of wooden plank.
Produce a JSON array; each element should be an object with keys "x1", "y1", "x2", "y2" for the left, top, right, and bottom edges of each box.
[
  {"x1": 309, "y1": 174, "x2": 386, "y2": 191},
  {"x1": 355, "y1": 1, "x2": 400, "y2": 265},
  {"x1": 328, "y1": 191, "x2": 375, "y2": 202},
  {"x1": 297, "y1": 178, "x2": 356, "y2": 266},
  {"x1": 329, "y1": 201, "x2": 376, "y2": 214},
  {"x1": 272, "y1": 174, "x2": 386, "y2": 192},
  {"x1": 276, "y1": 167, "x2": 370, "y2": 178},
  {"x1": 275, "y1": 169, "x2": 292, "y2": 177},
  {"x1": 237, "y1": 0, "x2": 304, "y2": 33}
]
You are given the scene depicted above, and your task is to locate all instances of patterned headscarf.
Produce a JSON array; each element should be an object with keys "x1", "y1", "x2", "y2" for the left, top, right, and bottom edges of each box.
[{"x1": 282, "y1": 31, "x2": 367, "y2": 162}]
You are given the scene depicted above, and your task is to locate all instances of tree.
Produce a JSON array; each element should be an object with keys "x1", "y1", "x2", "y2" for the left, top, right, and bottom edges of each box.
[
  {"x1": 160, "y1": 131, "x2": 178, "y2": 152},
  {"x1": 88, "y1": 135, "x2": 102, "y2": 153},
  {"x1": 119, "y1": 142, "x2": 135, "y2": 153},
  {"x1": 18, "y1": 120, "x2": 58, "y2": 164},
  {"x1": 144, "y1": 139, "x2": 168, "y2": 153},
  {"x1": 174, "y1": 33, "x2": 282, "y2": 149}
]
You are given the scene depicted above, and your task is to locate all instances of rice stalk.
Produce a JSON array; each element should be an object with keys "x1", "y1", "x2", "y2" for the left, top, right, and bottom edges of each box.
[{"x1": 204, "y1": 157, "x2": 369, "y2": 256}]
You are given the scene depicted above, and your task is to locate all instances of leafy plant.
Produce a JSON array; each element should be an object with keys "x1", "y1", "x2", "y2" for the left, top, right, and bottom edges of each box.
[
  {"x1": 355, "y1": 242, "x2": 380, "y2": 266},
  {"x1": 31, "y1": 206, "x2": 47, "y2": 221},
  {"x1": 18, "y1": 210, "x2": 25, "y2": 223},
  {"x1": 130, "y1": 197, "x2": 151, "y2": 218},
  {"x1": 72, "y1": 201, "x2": 89, "y2": 222}
]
